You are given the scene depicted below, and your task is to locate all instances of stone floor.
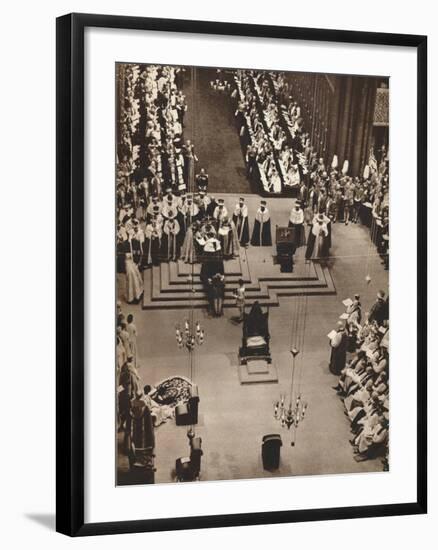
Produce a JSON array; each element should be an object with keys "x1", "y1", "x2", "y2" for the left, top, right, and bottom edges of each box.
[{"x1": 117, "y1": 195, "x2": 388, "y2": 484}]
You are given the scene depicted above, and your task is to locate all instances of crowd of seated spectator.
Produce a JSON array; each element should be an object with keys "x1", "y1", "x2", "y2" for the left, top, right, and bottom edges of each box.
[
  {"x1": 332, "y1": 291, "x2": 389, "y2": 466},
  {"x1": 232, "y1": 69, "x2": 302, "y2": 194},
  {"x1": 228, "y1": 69, "x2": 389, "y2": 260},
  {"x1": 271, "y1": 70, "x2": 389, "y2": 260},
  {"x1": 116, "y1": 64, "x2": 201, "y2": 301},
  {"x1": 117, "y1": 64, "x2": 190, "y2": 205}
]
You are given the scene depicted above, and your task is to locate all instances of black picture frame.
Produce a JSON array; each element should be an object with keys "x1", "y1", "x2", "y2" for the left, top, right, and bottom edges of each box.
[{"x1": 56, "y1": 12, "x2": 427, "y2": 537}]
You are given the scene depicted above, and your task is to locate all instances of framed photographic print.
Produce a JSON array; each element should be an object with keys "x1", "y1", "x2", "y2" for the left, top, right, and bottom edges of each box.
[{"x1": 56, "y1": 13, "x2": 427, "y2": 536}]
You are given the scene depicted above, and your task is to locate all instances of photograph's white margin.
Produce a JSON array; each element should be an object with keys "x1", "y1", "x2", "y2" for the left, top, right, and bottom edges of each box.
[{"x1": 84, "y1": 27, "x2": 417, "y2": 523}]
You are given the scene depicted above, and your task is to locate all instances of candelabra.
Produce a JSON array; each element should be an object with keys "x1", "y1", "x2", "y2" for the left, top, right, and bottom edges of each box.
[
  {"x1": 175, "y1": 318, "x2": 204, "y2": 440},
  {"x1": 273, "y1": 348, "x2": 308, "y2": 445},
  {"x1": 274, "y1": 394, "x2": 308, "y2": 430},
  {"x1": 175, "y1": 319, "x2": 205, "y2": 351}
]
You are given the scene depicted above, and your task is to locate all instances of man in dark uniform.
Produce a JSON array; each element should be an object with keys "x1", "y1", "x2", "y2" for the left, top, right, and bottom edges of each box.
[{"x1": 195, "y1": 168, "x2": 209, "y2": 193}]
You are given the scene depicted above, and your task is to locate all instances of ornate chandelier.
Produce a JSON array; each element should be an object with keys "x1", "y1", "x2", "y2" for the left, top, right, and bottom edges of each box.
[
  {"x1": 273, "y1": 347, "x2": 308, "y2": 445},
  {"x1": 175, "y1": 319, "x2": 205, "y2": 350}
]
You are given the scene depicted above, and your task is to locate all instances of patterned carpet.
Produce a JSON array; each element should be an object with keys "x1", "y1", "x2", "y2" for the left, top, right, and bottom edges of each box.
[
  {"x1": 183, "y1": 67, "x2": 253, "y2": 195},
  {"x1": 150, "y1": 375, "x2": 193, "y2": 408}
]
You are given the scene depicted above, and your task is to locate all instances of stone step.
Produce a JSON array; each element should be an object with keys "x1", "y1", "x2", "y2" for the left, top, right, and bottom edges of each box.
[
  {"x1": 151, "y1": 286, "x2": 272, "y2": 302},
  {"x1": 166, "y1": 264, "x2": 247, "y2": 285},
  {"x1": 153, "y1": 273, "x2": 330, "y2": 300},
  {"x1": 158, "y1": 259, "x2": 322, "y2": 287},
  {"x1": 142, "y1": 256, "x2": 336, "y2": 310},
  {"x1": 237, "y1": 361, "x2": 279, "y2": 384},
  {"x1": 152, "y1": 268, "x2": 259, "y2": 300},
  {"x1": 161, "y1": 261, "x2": 319, "y2": 287},
  {"x1": 176, "y1": 257, "x2": 246, "y2": 277},
  {"x1": 174, "y1": 256, "x2": 252, "y2": 280},
  {"x1": 142, "y1": 283, "x2": 336, "y2": 310},
  {"x1": 158, "y1": 263, "x2": 260, "y2": 293},
  {"x1": 142, "y1": 295, "x2": 280, "y2": 310},
  {"x1": 156, "y1": 267, "x2": 330, "y2": 294},
  {"x1": 173, "y1": 257, "x2": 318, "y2": 282}
]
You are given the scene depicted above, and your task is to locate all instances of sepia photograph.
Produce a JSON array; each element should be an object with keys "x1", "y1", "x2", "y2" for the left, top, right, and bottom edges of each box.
[
  {"x1": 0, "y1": 0, "x2": 430, "y2": 543},
  {"x1": 115, "y1": 62, "x2": 390, "y2": 485}
]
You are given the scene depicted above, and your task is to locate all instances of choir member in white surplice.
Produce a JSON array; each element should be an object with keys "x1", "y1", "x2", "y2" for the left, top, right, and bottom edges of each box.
[
  {"x1": 146, "y1": 197, "x2": 161, "y2": 222},
  {"x1": 267, "y1": 165, "x2": 282, "y2": 193},
  {"x1": 251, "y1": 200, "x2": 272, "y2": 246},
  {"x1": 286, "y1": 163, "x2": 301, "y2": 188},
  {"x1": 161, "y1": 192, "x2": 178, "y2": 220},
  {"x1": 184, "y1": 198, "x2": 200, "y2": 226}
]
